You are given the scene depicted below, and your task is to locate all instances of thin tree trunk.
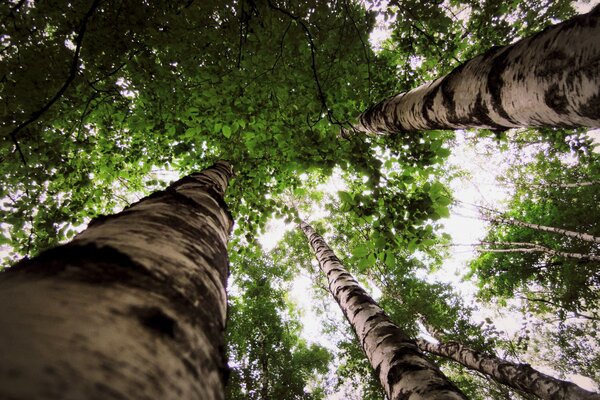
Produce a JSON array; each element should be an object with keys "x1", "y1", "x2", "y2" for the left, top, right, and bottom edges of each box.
[
  {"x1": 475, "y1": 241, "x2": 600, "y2": 262},
  {"x1": 541, "y1": 181, "x2": 600, "y2": 189},
  {"x1": 491, "y1": 217, "x2": 600, "y2": 245},
  {"x1": 344, "y1": 6, "x2": 600, "y2": 135},
  {"x1": 0, "y1": 161, "x2": 234, "y2": 400},
  {"x1": 300, "y1": 221, "x2": 466, "y2": 400},
  {"x1": 416, "y1": 338, "x2": 600, "y2": 400}
]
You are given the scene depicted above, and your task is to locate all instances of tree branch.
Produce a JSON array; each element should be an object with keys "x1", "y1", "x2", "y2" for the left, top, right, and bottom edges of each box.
[{"x1": 7, "y1": 0, "x2": 102, "y2": 162}]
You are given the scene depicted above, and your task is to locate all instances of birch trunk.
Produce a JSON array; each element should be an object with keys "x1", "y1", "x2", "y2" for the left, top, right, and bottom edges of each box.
[
  {"x1": 416, "y1": 339, "x2": 600, "y2": 400},
  {"x1": 476, "y1": 241, "x2": 600, "y2": 262},
  {"x1": 0, "y1": 161, "x2": 234, "y2": 400},
  {"x1": 345, "y1": 6, "x2": 600, "y2": 135},
  {"x1": 491, "y1": 217, "x2": 600, "y2": 245},
  {"x1": 300, "y1": 221, "x2": 466, "y2": 400}
]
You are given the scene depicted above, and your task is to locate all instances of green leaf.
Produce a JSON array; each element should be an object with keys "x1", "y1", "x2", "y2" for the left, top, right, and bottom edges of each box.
[
  {"x1": 222, "y1": 125, "x2": 232, "y2": 138},
  {"x1": 352, "y1": 246, "x2": 369, "y2": 258},
  {"x1": 338, "y1": 191, "x2": 353, "y2": 204}
]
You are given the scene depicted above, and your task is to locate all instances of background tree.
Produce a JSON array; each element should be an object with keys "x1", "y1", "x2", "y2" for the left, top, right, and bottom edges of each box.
[{"x1": 226, "y1": 246, "x2": 331, "y2": 400}]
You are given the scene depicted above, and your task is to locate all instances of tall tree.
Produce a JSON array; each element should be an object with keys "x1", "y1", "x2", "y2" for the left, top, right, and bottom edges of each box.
[
  {"x1": 416, "y1": 338, "x2": 600, "y2": 400},
  {"x1": 0, "y1": 161, "x2": 233, "y2": 400},
  {"x1": 300, "y1": 221, "x2": 467, "y2": 400},
  {"x1": 483, "y1": 215, "x2": 600, "y2": 245},
  {"x1": 346, "y1": 6, "x2": 600, "y2": 135}
]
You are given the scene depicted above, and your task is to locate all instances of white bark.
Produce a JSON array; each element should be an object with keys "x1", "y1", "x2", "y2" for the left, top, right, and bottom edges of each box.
[
  {"x1": 417, "y1": 339, "x2": 600, "y2": 400},
  {"x1": 346, "y1": 6, "x2": 600, "y2": 135},
  {"x1": 300, "y1": 221, "x2": 466, "y2": 400},
  {"x1": 491, "y1": 217, "x2": 600, "y2": 245},
  {"x1": 476, "y1": 241, "x2": 600, "y2": 262},
  {"x1": 0, "y1": 161, "x2": 234, "y2": 400}
]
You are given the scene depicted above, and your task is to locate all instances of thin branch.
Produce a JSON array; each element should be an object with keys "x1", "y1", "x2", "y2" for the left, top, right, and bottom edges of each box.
[
  {"x1": 266, "y1": 1, "x2": 342, "y2": 127},
  {"x1": 7, "y1": 0, "x2": 102, "y2": 158}
]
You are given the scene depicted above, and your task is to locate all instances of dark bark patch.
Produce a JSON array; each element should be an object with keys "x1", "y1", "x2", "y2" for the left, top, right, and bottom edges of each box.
[
  {"x1": 544, "y1": 83, "x2": 570, "y2": 114},
  {"x1": 365, "y1": 310, "x2": 387, "y2": 325},
  {"x1": 471, "y1": 93, "x2": 508, "y2": 129},
  {"x1": 486, "y1": 47, "x2": 517, "y2": 124},
  {"x1": 421, "y1": 88, "x2": 437, "y2": 126},
  {"x1": 579, "y1": 92, "x2": 600, "y2": 119},
  {"x1": 135, "y1": 306, "x2": 177, "y2": 339},
  {"x1": 387, "y1": 360, "x2": 427, "y2": 387}
]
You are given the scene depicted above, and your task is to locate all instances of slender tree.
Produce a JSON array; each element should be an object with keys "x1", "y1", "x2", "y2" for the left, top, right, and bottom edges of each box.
[
  {"x1": 416, "y1": 338, "x2": 600, "y2": 400},
  {"x1": 299, "y1": 221, "x2": 467, "y2": 400},
  {"x1": 0, "y1": 161, "x2": 234, "y2": 400},
  {"x1": 345, "y1": 6, "x2": 600, "y2": 135},
  {"x1": 474, "y1": 241, "x2": 600, "y2": 262},
  {"x1": 486, "y1": 216, "x2": 600, "y2": 245}
]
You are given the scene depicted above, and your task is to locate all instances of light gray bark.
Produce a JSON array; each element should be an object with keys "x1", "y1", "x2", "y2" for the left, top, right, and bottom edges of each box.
[
  {"x1": 0, "y1": 161, "x2": 234, "y2": 400},
  {"x1": 416, "y1": 339, "x2": 600, "y2": 400},
  {"x1": 344, "y1": 6, "x2": 600, "y2": 135},
  {"x1": 491, "y1": 217, "x2": 600, "y2": 245},
  {"x1": 300, "y1": 221, "x2": 466, "y2": 400},
  {"x1": 476, "y1": 241, "x2": 600, "y2": 262}
]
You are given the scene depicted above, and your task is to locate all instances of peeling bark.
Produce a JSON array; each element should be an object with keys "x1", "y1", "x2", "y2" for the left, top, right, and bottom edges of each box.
[
  {"x1": 416, "y1": 339, "x2": 600, "y2": 400},
  {"x1": 300, "y1": 221, "x2": 466, "y2": 400},
  {"x1": 345, "y1": 6, "x2": 600, "y2": 135},
  {"x1": 0, "y1": 161, "x2": 234, "y2": 400}
]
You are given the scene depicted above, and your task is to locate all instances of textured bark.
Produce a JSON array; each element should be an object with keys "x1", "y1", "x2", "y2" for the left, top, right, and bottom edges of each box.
[
  {"x1": 477, "y1": 241, "x2": 600, "y2": 262},
  {"x1": 300, "y1": 221, "x2": 466, "y2": 400},
  {"x1": 491, "y1": 217, "x2": 600, "y2": 245},
  {"x1": 346, "y1": 6, "x2": 600, "y2": 135},
  {"x1": 0, "y1": 161, "x2": 234, "y2": 400},
  {"x1": 416, "y1": 339, "x2": 600, "y2": 400}
]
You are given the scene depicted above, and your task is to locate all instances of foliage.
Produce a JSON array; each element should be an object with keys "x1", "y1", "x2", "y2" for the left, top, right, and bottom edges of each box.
[
  {"x1": 471, "y1": 141, "x2": 600, "y2": 314},
  {"x1": 1, "y1": 0, "x2": 595, "y2": 398},
  {"x1": 226, "y1": 246, "x2": 330, "y2": 399}
]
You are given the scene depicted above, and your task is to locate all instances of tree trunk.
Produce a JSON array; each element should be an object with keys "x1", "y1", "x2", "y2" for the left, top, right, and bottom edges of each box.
[
  {"x1": 476, "y1": 241, "x2": 600, "y2": 262},
  {"x1": 416, "y1": 338, "x2": 600, "y2": 400},
  {"x1": 0, "y1": 161, "x2": 234, "y2": 400},
  {"x1": 345, "y1": 6, "x2": 600, "y2": 135},
  {"x1": 490, "y1": 217, "x2": 600, "y2": 245},
  {"x1": 299, "y1": 221, "x2": 466, "y2": 400}
]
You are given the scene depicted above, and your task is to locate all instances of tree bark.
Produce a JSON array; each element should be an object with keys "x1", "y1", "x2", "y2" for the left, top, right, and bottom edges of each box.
[
  {"x1": 0, "y1": 161, "x2": 234, "y2": 400},
  {"x1": 345, "y1": 6, "x2": 600, "y2": 135},
  {"x1": 416, "y1": 338, "x2": 600, "y2": 400},
  {"x1": 299, "y1": 221, "x2": 466, "y2": 400},
  {"x1": 476, "y1": 241, "x2": 600, "y2": 262},
  {"x1": 490, "y1": 217, "x2": 600, "y2": 245}
]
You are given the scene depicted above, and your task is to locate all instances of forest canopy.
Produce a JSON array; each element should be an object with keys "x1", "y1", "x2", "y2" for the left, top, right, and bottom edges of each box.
[{"x1": 1, "y1": 0, "x2": 599, "y2": 399}]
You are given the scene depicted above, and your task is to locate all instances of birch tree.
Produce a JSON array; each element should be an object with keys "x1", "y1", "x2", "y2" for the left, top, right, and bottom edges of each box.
[
  {"x1": 0, "y1": 161, "x2": 233, "y2": 400},
  {"x1": 485, "y1": 216, "x2": 600, "y2": 245},
  {"x1": 416, "y1": 338, "x2": 600, "y2": 400},
  {"x1": 300, "y1": 221, "x2": 467, "y2": 400},
  {"x1": 346, "y1": 6, "x2": 600, "y2": 135}
]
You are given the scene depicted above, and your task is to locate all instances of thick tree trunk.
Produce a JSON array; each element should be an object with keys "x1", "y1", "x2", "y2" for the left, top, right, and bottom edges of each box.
[
  {"x1": 345, "y1": 6, "x2": 600, "y2": 135},
  {"x1": 416, "y1": 339, "x2": 600, "y2": 400},
  {"x1": 476, "y1": 241, "x2": 600, "y2": 262},
  {"x1": 300, "y1": 221, "x2": 466, "y2": 400},
  {"x1": 0, "y1": 161, "x2": 234, "y2": 400}
]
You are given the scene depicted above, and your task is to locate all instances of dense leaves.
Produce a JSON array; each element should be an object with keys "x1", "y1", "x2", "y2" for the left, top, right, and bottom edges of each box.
[
  {"x1": 226, "y1": 248, "x2": 330, "y2": 399},
  {"x1": 1, "y1": 0, "x2": 596, "y2": 398}
]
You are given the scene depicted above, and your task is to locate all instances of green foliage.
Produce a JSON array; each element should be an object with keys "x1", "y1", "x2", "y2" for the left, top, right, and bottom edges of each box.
[
  {"x1": 226, "y1": 247, "x2": 330, "y2": 399},
  {"x1": 1, "y1": 0, "x2": 594, "y2": 397},
  {"x1": 469, "y1": 133, "x2": 600, "y2": 384},
  {"x1": 471, "y1": 144, "x2": 600, "y2": 313}
]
